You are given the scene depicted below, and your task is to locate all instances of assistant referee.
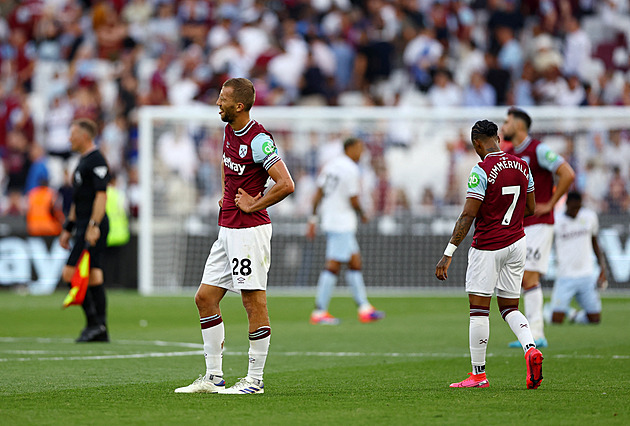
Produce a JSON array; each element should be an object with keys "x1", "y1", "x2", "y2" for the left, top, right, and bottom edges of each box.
[{"x1": 59, "y1": 119, "x2": 110, "y2": 342}]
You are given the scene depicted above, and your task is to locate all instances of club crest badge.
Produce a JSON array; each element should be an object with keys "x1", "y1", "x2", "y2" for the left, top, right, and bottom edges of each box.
[{"x1": 239, "y1": 145, "x2": 248, "y2": 158}]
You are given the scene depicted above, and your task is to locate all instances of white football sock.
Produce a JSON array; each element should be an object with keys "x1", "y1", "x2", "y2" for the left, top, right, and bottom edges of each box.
[
  {"x1": 524, "y1": 285, "x2": 545, "y2": 340},
  {"x1": 200, "y1": 315, "x2": 224, "y2": 379},
  {"x1": 503, "y1": 309, "x2": 536, "y2": 352},
  {"x1": 469, "y1": 307, "x2": 489, "y2": 373},
  {"x1": 247, "y1": 326, "x2": 271, "y2": 381}
]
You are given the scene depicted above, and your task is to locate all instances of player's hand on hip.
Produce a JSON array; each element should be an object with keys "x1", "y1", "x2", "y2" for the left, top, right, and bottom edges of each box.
[
  {"x1": 59, "y1": 230, "x2": 71, "y2": 250},
  {"x1": 534, "y1": 201, "x2": 553, "y2": 216},
  {"x1": 85, "y1": 226, "x2": 100, "y2": 246},
  {"x1": 435, "y1": 255, "x2": 452, "y2": 281},
  {"x1": 235, "y1": 188, "x2": 261, "y2": 213}
]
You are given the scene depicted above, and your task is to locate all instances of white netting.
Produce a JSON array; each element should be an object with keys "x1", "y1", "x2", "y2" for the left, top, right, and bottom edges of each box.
[{"x1": 139, "y1": 106, "x2": 630, "y2": 294}]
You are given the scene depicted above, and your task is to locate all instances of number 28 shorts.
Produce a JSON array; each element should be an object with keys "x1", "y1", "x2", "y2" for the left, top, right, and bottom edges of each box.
[{"x1": 201, "y1": 224, "x2": 272, "y2": 293}]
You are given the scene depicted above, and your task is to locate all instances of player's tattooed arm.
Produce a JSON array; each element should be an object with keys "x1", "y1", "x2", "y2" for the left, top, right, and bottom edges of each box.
[
  {"x1": 449, "y1": 198, "x2": 482, "y2": 246},
  {"x1": 435, "y1": 198, "x2": 481, "y2": 280},
  {"x1": 449, "y1": 213, "x2": 475, "y2": 246}
]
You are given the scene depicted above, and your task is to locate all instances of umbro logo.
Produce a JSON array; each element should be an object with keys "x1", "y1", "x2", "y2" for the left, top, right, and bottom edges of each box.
[
  {"x1": 479, "y1": 339, "x2": 488, "y2": 344},
  {"x1": 520, "y1": 324, "x2": 529, "y2": 328}
]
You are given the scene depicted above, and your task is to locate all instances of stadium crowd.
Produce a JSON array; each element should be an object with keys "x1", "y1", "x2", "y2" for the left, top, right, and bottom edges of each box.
[{"x1": 1, "y1": 0, "x2": 630, "y2": 222}]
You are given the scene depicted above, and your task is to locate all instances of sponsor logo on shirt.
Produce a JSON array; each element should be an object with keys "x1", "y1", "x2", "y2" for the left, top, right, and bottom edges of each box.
[
  {"x1": 468, "y1": 172, "x2": 480, "y2": 188},
  {"x1": 545, "y1": 151, "x2": 558, "y2": 162},
  {"x1": 223, "y1": 153, "x2": 246, "y2": 175},
  {"x1": 75, "y1": 171, "x2": 82, "y2": 185},
  {"x1": 262, "y1": 140, "x2": 276, "y2": 155}
]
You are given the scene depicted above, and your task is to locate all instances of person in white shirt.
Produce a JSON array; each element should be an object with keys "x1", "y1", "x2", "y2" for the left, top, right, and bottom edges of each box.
[
  {"x1": 306, "y1": 138, "x2": 385, "y2": 325},
  {"x1": 547, "y1": 191, "x2": 608, "y2": 324}
]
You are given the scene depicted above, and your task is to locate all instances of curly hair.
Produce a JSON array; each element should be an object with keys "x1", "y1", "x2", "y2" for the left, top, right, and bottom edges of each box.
[{"x1": 471, "y1": 119, "x2": 498, "y2": 142}]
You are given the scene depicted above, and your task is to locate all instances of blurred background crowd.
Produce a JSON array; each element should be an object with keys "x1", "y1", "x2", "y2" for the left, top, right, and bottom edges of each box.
[{"x1": 1, "y1": 0, "x2": 630, "y2": 227}]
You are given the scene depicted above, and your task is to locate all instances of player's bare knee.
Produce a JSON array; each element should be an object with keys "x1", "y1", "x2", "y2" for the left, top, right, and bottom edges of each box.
[
  {"x1": 325, "y1": 260, "x2": 341, "y2": 274},
  {"x1": 348, "y1": 254, "x2": 362, "y2": 270},
  {"x1": 194, "y1": 287, "x2": 219, "y2": 312}
]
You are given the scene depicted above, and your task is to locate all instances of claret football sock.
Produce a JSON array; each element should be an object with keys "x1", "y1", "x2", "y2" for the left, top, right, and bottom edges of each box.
[{"x1": 200, "y1": 314, "x2": 224, "y2": 378}]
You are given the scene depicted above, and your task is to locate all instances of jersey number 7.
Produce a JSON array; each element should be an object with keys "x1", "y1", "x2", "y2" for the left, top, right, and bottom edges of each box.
[{"x1": 501, "y1": 185, "x2": 520, "y2": 226}]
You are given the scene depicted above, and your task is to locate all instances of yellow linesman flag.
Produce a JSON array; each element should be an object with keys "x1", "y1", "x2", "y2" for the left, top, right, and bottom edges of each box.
[{"x1": 63, "y1": 248, "x2": 91, "y2": 308}]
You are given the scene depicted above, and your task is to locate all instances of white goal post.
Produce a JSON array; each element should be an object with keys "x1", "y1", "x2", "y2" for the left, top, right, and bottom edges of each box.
[{"x1": 138, "y1": 106, "x2": 630, "y2": 295}]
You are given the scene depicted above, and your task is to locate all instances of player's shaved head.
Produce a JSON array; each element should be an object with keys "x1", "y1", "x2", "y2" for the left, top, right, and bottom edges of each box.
[
  {"x1": 471, "y1": 119, "x2": 499, "y2": 142},
  {"x1": 223, "y1": 78, "x2": 255, "y2": 111},
  {"x1": 507, "y1": 107, "x2": 532, "y2": 130}
]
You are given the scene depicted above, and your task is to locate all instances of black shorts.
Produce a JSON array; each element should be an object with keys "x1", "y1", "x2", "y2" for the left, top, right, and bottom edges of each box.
[{"x1": 66, "y1": 222, "x2": 109, "y2": 270}]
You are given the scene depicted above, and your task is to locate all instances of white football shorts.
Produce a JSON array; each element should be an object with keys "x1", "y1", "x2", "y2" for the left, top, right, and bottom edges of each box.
[
  {"x1": 465, "y1": 236, "x2": 526, "y2": 298},
  {"x1": 325, "y1": 232, "x2": 360, "y2": 262},
  {"x1": 524, "y1": 223, "x2": 554, "y2": 274},
  {"x1": 201, "y1": 224, "x2": 272, "y2": 293}
]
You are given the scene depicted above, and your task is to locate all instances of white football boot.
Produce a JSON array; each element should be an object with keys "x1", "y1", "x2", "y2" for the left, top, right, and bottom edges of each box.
[
  {"x1": 174, "y1": 374, "x2": 225, "y2": 393},
  {"x1": 218, "y1": 377, "x2": 264, "y2": 394}
]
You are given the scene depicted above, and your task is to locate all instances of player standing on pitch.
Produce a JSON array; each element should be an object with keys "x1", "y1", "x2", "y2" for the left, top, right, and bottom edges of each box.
[
  {"x1": 175, "y1": 78, "x2": 294, "y2": 395},
  {"x1": 547, "y1": 191, "x2": 608, "y2": 324},
  {"x1": 59, "y1": 119, "x2": 110, "y2": 342},
  {"x1": 307, "y1": 137, "x2": 385, "y2": 325},
  {"x1": 502, "y1": 108, "x2": 575, "y2": 348},
  {"x1": 435, "y1": 120, "x2": 543, "y2": 389}
]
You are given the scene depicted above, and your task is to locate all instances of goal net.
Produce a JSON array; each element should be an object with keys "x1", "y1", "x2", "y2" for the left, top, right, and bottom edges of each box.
[{"x1": 138, "y1": 106, "x2": 630, "y2": 295}]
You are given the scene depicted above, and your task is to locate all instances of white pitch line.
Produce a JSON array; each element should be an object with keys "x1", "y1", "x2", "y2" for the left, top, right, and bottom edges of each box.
[{"x1": 1, "y1": 337, "x2": 627, "y2": 362}]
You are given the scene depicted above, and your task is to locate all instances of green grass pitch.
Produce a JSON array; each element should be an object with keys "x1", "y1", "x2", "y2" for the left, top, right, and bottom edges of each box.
[{"x1": 1, "y1": 291, "x2": 629, "y2": 425}]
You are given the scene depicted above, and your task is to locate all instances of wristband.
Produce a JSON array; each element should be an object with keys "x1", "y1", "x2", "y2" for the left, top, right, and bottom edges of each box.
[
  {"x1": 308, "y1": 215, "x2": 317, "y2": 224},
  {"x1": 63, "y1": 220, "x2": 75, "y2": 232},
  {"x1": 443, "y1": 243, "x2": 457, "y2": 257},
  {"x1": 89, "y1": 220, "x2": 100, "y2": 227}
]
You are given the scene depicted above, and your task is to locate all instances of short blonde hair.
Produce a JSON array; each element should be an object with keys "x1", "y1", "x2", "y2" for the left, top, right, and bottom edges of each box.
[
  {"x1": 223, "y1": 78, "x2": 255, "y2": 111},
  {"x1": 72, "y1": 118, "x2": 98, "y2": 139}
]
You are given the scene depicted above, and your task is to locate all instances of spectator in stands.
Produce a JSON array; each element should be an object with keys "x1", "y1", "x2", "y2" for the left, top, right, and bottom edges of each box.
[
  {"x1": 562, "y1": 15, "x2": 592, "y2": 81},
  {"x1": 26, "y1": 177, "x2": 63, "y2": 237},
  {"x1": 404, "y1": 26, "x2": 443, "y2": 92},
  {"x1": 603, "y1": 129, "x2": 630, "y2": 179},
  {"x1": 428, "y1": 68, "x2": 462, "y2": 107},
  {"x1": 44, "y1": 92, "x2": 74, "y2": 189},
  {"x1": 557, "y1": 74, "x2": 586, "y2": 106},
  {"x1": 463, "y1": 71, "x2": 496, "y2": 107},
  {"x1": 510, "y1": 61, "x2": 536, "y2": 106},
  {"x1": 533, "y1": 64, "x2": 569, "y2": 105},
  {"x1": 484, "y1": 52, "x2": 511, "y2": 105},
  {"x1": 3, "y1": 130, "x2": 31, "y2": 215},
  {"x1": 497, "y1": 25, "x2": 524, "y2": 79},
  {"x1": 24, "y1": 143, "x2": 48, "y2": 194},
  {"x1": 603, "y1": 166, "x2": 630, "y2": 214}
]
